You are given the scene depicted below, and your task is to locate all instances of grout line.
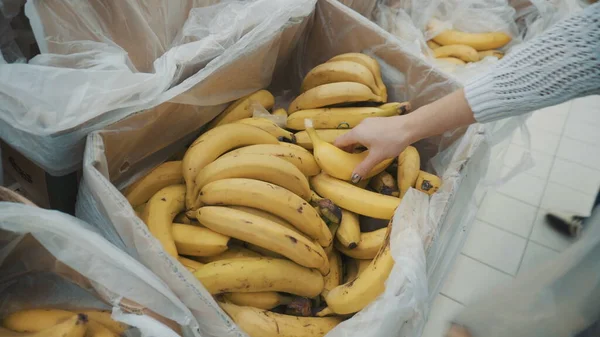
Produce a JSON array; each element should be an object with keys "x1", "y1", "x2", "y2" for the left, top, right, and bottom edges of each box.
[
  {"x1": 438, "y1": 293, "x2": 466, "y2": 307},
  {"x1": 495, "y1": 190, "x2": 542, "y2": 208},
  {"x1": 515, "y1": 240, "x2": 530, "y2": 275},
  {"x1": 527, "y1": 237, "x2": 565, "y2": 254},
  {"x1": 460, "y1": 254, "x2": 515, "y2": 278},
  {"x1": 476, "y1": 218, "x2": 529, "y2": 240}
]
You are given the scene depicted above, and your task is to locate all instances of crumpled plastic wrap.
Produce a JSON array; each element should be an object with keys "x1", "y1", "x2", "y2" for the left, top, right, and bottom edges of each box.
[
  {"x1": 512, "y1": 0, "x2": 585, "y2": 41},
  {"x1": 0, "y1": 202, "x2": 203, "y2": 337}
]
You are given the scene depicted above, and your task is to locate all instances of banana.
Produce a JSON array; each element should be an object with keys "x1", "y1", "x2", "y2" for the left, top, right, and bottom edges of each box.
[
  {"x1": 133, "y1": 203, "x2": 146, "y2": 218},
  {"x1": 243, "y1": 243, "x2": 285, "y2": 259},
  {"x1": 208, "y1": 90, "x2": 275, "y2": 128},
  {"x1": 198, "y1": 178, "x2": 332, "y2": 247},
  {"x1": 356, "y1": 258, "x2": 372, "y2": 275},
  {"x1": 427, "y1": 40, "x2": 441, "y2": 49},
  {"x1": 311, "y1": 173, "x2": 400, "y2": 219},
  {"x1": 221, "y1": 142, "x2": 320, "y2": 177},
  {"x1": 2, "y1": 313, "x2": 88, "y2": 337},
  {"x1": 369, "y1": 171, "x2": 400, "y2": 197},
  {"x1": 194, "y1": 257, "x2": 324, "y2": 297},
  {"x1": 415, "y1": 170, "x2": 442, "y2": 195},
  {"x1": 343, "y1": 258, "x2": 358, "y2": 283},
  {"x1": 322, "y1": 250, "x2": 342, "y2": 296},
  {"x1": 123, "y1": 161, "x2": 183, "y2": 207},
  {"x1": 194, "y1": 245, "x2": 261, "y2": 263},
  {"x1": 172, "y1": 223, "x2": 230, "y2": 257},
  {"x1": 178, "y1": 256, "x2": 205, "y2": 273},
  {"x1": 325, "y1": 224, "x2": 393, "y2": 314},
  {"x1": 478, "y1": 50, "x2": 504, "y2": 59},
  {"x1": 191, "y1": 154, "x2": 311, "y2": 211},
  {"x1": 336, "y1": 227, "x2": 386, "y2": 259},
  {"x1": 227, "y1": 206, "x2": 306, "y2": 236},
  {"x1": 235, "y1": 118, "x2": 296, "y2": 143},
  {"x1": 196, "y1": 207, "x2": 329, "y2": 274},
  {"x1": 294, "y1": 129, "x2": 350, "y2": 150},
  {"x1": 271, "y1": 108, "x2": 288, "y2": 118},
  {"x1": 286, "y1": 102, "x2": 410, "y2": 130},
  {"x1": 288, "y1": 82, "x2": 383, "y2": 114},
  {"x1": 432, "y1": 29, "x2": 511, "y2": 50},
  {"x1": 398, "y1": 146, "x2": 420, "y2": 198},
  {"x1": 182, "y1": 123, "x2": 278, "y2": 208},
  {"x1": 301, "y1": 60, "x2": 381, "y2": 96},
  {"x1": 437, "y1": 57, "x2": 466, "y2": 65},
  {"x1": 328, "y1": 53, "x2": 388, "y2": 102},
  {"x1": 141, "y1": 184, "x2": 185, "y2": 257},
  {"x1": 223, "y1": 292, "x2": 292, "y2": 310},
  {"x1": 78, "y1": 312, "x2": 127, "y2": 335},
  {"x1": 336, "y1": 209, "x2": 361, "y2": 249},
  {"x1": 219, "y1": 302, "x2": 342, "y2": 337},
  {"x1": 86, "y1": 321, "x2": 117, "y2": 337},
  {"x1": 356, "y1": 178, "x2": 370, "y2": 189},
  {"x1": 306, "y1": 120, "x2": 393, "y2": 181},
  {"x1": 310, "y1": 191, "x2": 342, "y2": 225},
  {"x1": 433, "y1": 44, "x2": 479, "y2": 62}
]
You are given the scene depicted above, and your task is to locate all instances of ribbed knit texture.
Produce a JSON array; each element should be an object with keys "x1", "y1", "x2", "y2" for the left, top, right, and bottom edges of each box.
[{"x1": 465, "y1": 3, "x2": 600, "y2": 123}]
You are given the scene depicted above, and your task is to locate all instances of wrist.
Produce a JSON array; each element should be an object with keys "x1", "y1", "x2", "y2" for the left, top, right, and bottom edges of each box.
[{"x1": 398, "y1": 110, "x2": 427, "y2": 145}]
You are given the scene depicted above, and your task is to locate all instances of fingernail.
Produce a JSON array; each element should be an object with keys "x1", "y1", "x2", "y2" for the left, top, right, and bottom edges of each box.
[{"x1": 351, "y1": 174, "x2": 362, "y2": 184}]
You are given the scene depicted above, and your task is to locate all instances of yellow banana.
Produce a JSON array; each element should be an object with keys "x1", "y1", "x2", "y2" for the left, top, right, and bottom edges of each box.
[
  {"x1": 432, "y1": 29, "x2": 511, "y2": 50},
  {"x1": 311, "y1": 173, "x2": 400, "y2": 219},
  {"x1": 194, "y1": 245, "x2": 261, "y2": 263},
  {"x1": 182, "y1": 123, "x2": 278, "y2": 208},
  {"x1": 369, "y1": 171, "x2": 400, "y2": 197},
  {"x1": 344, "y1": 258, "x2": 358, "y2": 283},
  {"x1": 356, "y1": 258, "x2": 372, "y2": 275},
  {"x1": 86, "y1": 321, "x2": 116, "y2": 337},
  {"x1": 221, "y1": 142, "x2": 320, "y2": 177},
  {"x1": 325, "y1": 224, "x2": 393, "y2": 314},
  {"x1": 123, "y1": 161, "x2": 183, "y2": 207},
  {"x1": 141, "y1": 184, "x2": 185, "y2": 257},
  {"x1": 288, "y1": 82, "x2": 383, "y2": 114},
  {"x1": 208, "y1": 90, "x2": 275, "y2": 128},
  {"x1": 192, "y1": 154, "x2": 311, "y2": 211},
  {"x1": 322, "y1": 250, "x2": 342, "y2": 296},
  {"x1": 178, "y1": 256, "x2": 205, "y2": 273},
  {"x1": 437, "y1": 57, "x2": 466, "y2": 65},
  {"x1": 328, "y1": 53, "x2": 388, "y2": 102},
  {"x1": 243, "y1": 243, "x2": 285, "y2": 259},
  {"x1": 427, "y1": 40, "x2": 441, "y2": 49},
  {"x1": 78, "y1": 312, "x2": 127, "y2": 335},
  {"x1": 219, "y1": 302, "x2": 342, "y2": 337},
  {"x1": 227, "y1": 206, "x2": 306, "y2": 235},
  {"x1": 305, "y1": 120, "x2": 393, "y2": 181},
  {"x1": 295, "y1": 129, "x2": 350, "y2": 150},
  {"x1": 335, "y1": 227, "x2": 386, "y2": 259},
  {"x1": 398, "y1": 146, "x2": 420, "y2": 198},
  {"x1": 336, "y1": 209, "x2": 361, "y2": 249},
  {"x1": 197, "y1": 206, "x2": 329, "y2": 274},
  {"x1": 234, "y1": 118, "x2": 296, "y2": 142},
  {"x1": 272, "y1": 108, "x2": 288, "y2": 118},
  {"x1": 415, "y1": 170, "x2": 442, "y2": 195},
  {"x1": 433, "y1": 44, "x2": 479, "y2": 62},
  {"x1": 2, "y1": 313, "x2": 88, "y2": 337},
  {"x1": 286, "y1": 102, "x2": 410, "y2": 130},
  {"x1": 133, "y1": 203, "x2": 146, "y2": 218},
  {"x1": 194, "y1": 257, "x2": 324, "y2": 297},
  {"x1": 223, "y1": 292, "x2": 292, "y2": 310},
  {"x1": 198, "y1": 178, "x2": 332, "y2": 247},
  {"x1": 478, "y1": 50, "x2": 504, "y2": 59},
  {"x1": 172, "y1": 223, "x2": 230, "y2": 257},
  {"x1": 301, "y1": 60, "x2": 381, "y2": 96}
]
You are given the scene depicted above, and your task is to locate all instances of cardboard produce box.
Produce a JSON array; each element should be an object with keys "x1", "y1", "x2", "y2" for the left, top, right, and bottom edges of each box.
[{"x1": 76, "y1": 0, "x2": 490, "y2": 336}]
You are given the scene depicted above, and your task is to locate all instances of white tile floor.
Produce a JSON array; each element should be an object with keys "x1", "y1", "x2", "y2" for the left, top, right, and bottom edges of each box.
[{"x1": 421, "y1": 96, "x2": 600, "y2": 337}]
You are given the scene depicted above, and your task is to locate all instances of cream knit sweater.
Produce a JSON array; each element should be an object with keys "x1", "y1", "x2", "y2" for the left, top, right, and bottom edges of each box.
[{"x1": 465, "y1": 2, "x2": 600, "y2": 123}]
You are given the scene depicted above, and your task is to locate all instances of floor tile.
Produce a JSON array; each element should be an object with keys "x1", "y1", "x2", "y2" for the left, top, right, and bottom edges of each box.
[
  {"x1": 462, "y1": 220, "x2": 527, "y2": 275},
  {"x1": 548, "y1": 158, "x2": 600, "y2": 195},
  {"x1": 529, "y1": 208, "x2": 577, "y2": 252},
  {"x1": 477, "y1": 192, "x2": 537, "y2": 237},
  {"x1": 512, "y1": 126, "x2": 561, "y2": 155},
  {"x1": 496, "y1": 168, "x2": 547, "y2": 206},
  {"x1": 540, "y1": 182, "x2": 596, "y2": 216},
  {"x1": 526, "y1": 108, "x2": 567, "y2": 134},
  {"x1": 556, "y1": 137, "x2": 600, "y2": 170},
  {"x1": 421, "y1": 295, "x2": 464, "y2": 337},
  {"x1": 563, "y1": 118, "x2": 600, "y2": 147},
  {"x1": 518, "y1": 241, "x2": 560, "y2": 275},
  {"x1": 569, "y1": 96, "x2": 600, "y2": 127},
  {"x1": 540, "y1": 101, "x2": 573, "y2": 117},
  {"x1": 440, "y1": 255, "x2": 513, "y2": 304},
  {"x1": 503, "y1": 144, "x2": 554, "y2": 179}
]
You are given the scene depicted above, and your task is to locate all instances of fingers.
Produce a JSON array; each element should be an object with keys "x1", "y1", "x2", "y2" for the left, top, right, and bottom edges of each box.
[
  {"x1": 351, "y1": 151, "x2": 385, "y2": 184},
  {"x1": 333, "y1": 130, "x2": 358, "y2": 150}
]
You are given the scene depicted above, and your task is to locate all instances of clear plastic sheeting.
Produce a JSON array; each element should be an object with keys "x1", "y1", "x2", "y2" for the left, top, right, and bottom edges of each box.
[
  {"x1": 75, "y1": 0, "x2": 497, "y2": 336},
  {"x1": 512, "y1": 0, "x2": 585, "y2": 41},
  {"x1": 0, "y1": 0, "x2": 316, "y2": 175},
  {"x1": 453, "y1": 208, "x2": 600, "y2": 337},
  {"x1": 0, "y1": 203, "x2": 203, "y2": 337}
]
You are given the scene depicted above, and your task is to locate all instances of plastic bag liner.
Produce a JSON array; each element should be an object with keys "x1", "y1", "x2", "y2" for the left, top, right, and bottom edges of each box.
[
  {"x1": 512, "y1": 0, "x2": 584, "y2": 42},
  {"x1": 0, "y1": 0, "x2": 315, "y2": 176},
  {"x1": 0, "y1": 202, "x2": 205, "y2": 337},
  {"x1": 451, "y1": 206, "x2": 600, "y2": 337},
  {"x1": 74, "y1": 0, "x2": 502, "y2": 336}
]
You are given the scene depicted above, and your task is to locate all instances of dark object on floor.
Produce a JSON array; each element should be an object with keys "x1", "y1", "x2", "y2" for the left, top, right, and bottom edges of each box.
[{"x1": 545, "y1": 212, "x2": 585, "y2": 238}]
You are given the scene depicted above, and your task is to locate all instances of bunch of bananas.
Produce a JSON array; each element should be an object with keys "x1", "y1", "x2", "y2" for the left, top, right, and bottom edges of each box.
[
  {"x1": 426, "y1": 23, "x2": 511, "y2": 66},
  {"x1": 121, "y1": 52, "x2": 443, "y2": 337},
  {"x1": 0, "y1": 309, "x2": 128, "y2": 337}
]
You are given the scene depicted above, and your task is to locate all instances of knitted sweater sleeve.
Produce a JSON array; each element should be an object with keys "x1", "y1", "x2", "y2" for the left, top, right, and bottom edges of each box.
[{"x1": 464, "y1": 3, "x2": 600, "y2": 123}]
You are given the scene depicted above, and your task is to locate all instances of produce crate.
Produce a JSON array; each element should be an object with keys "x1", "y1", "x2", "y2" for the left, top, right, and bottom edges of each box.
[{"x1": 76, "y1": 0, "x2": 489, "y2": 336}]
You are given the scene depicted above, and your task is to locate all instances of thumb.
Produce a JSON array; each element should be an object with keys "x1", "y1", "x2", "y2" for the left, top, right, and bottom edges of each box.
[
  {"x1": 351, "y1": 151, "x2": 384, "y2": 184},
  {"x1": 333, "y1": 129, "x2": 358, "y2": 150}
]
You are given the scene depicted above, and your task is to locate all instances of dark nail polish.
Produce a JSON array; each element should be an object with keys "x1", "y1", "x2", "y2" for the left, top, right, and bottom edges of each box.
[{"x1": 351, "y1": 174, "x2": 362, "y2": 184}]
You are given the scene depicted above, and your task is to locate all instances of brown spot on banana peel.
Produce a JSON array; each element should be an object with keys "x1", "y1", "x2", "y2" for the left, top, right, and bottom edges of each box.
[{"x1": 287, "y1": 235, "x2": 298, "y2": 244}]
